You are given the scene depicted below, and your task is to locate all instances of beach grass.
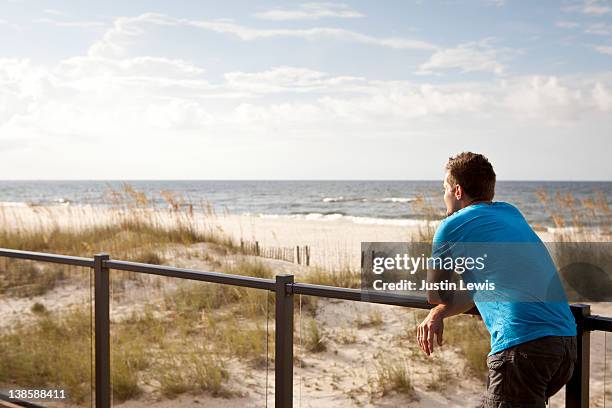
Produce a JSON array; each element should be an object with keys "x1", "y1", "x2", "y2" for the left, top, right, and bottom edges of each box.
[
  {"x1": 374, "y1": 357, "x2": 415, "y2": 398},
  {"x1": 0, "y1": 260, "x2": 275, "y2": 403}
]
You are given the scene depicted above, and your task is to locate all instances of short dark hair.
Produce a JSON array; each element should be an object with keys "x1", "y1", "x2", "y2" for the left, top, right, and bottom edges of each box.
[{"x1": 446, "y1": 152, "x2": 496, "y2": 201}]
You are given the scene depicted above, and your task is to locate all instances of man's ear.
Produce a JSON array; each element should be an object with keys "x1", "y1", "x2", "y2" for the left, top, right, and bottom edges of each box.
[{"x1": 454, "y1": 184, "x2": 463, "y2": 200}]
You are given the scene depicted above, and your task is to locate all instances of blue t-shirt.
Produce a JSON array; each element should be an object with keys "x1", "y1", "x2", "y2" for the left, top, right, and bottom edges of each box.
[{"x1": 432, "y1": 201, "x2": 576, "y2": 355}]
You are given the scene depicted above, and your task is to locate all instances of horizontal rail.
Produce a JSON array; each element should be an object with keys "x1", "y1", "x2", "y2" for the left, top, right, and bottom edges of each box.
[
  {"x1": 0, "y1": 248, "x2": 93, "y2": 267},
  {"x1": 291, "y1": 282, "x2": 481, "y2": 314},
  {"x1": 105, "y1": 260, "x2": 276, "y2": 291},
  {"x1": 584, "y1": 314, "x2": 612, "y2": 332}
]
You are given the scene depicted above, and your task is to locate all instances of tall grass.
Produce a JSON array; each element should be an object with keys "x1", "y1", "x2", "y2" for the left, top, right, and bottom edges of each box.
[
  {"x1": 0, "y1": 308, "x2": 93, "y2": 403},
  {"x1": 0, "y1": 260, "x2": 275, "y2": 403},
  {"x1": 443, "y1": 314, "x2": 491, "y2": 377},
  {"x1": 535, "y1": 189, "x2": 611, "y2": 238},
  {"x1": 374, "y1": 358, "x2": 415, "y2": 398},
  {"x1": 303, "y1": 266, "x2": 360, "y2": 288},
  {"x1": 0, "y1": 184, "x2": 243, "y2": 297}
]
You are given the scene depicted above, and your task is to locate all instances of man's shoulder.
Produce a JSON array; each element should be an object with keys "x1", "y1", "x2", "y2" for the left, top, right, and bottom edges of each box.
[{"x1": 434, "y1": 202, "x2": 525, "y2": 242}]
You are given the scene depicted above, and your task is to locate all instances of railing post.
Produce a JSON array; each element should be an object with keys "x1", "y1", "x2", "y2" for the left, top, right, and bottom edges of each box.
[
  {"x1": 94, "y1": 254, "x2": 111, "y2": 408},
  {"x1": 566, "y1": 304, "x2": 590, "y2": 408},
  {"x1": 275, "y1": 274, "x2": 294, "y2": 408}
]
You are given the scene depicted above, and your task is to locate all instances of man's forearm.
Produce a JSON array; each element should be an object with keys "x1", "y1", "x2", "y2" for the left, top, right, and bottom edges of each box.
[{"x1": 431, "y1": 289, "x2": 475, "y2": 319}]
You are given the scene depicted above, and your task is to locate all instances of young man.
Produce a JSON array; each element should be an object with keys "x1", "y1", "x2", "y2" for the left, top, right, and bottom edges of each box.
[{"x1": 416, "y1": 152, "x2": 577, "y2": 407}]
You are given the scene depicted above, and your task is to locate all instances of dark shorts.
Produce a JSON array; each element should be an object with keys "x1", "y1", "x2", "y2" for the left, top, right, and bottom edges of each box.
[{"x1": 480, "y1": 335, "x2": 577, "y2": 408}]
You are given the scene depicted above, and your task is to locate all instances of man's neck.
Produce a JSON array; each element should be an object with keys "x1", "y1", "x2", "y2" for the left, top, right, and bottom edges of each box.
[{"x1": 462, "y1": 198, "x2": 492, "y2": 210}]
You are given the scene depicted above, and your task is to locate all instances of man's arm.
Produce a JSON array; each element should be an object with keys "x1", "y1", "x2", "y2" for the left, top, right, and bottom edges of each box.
[{"x1": 417, "y1": 268, "x2": 475, "y2": 355}]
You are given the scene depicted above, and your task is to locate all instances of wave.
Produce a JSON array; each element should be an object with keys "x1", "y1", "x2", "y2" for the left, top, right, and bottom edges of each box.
[
  {"x1": 545, "y1": 226, "x2": 605, "y2": 235},
  {"x1": 321, "y1": 196, "x2": 416, "y2": 204},
  {"x1": 0, "y1": 201, "x2": 31, "y2": 207},
  {"x1": 257, "y1": 212, "x2": 438, "y2": 227},
  {"x1": 350, "y1": 216, "x2": 438, "y2": 227},
  {"x1": 322, "y1": 196, "x2": 366, "y2": 203},
  {"x1": 0, "y1": 199, "x2": 71, "y2": 207},
  {"x1": 380, "y1": 197, "x2": 416, "y2": 203}
]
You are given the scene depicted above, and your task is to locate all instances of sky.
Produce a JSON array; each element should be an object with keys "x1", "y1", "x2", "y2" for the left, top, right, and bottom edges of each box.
[{"x1": 0, "y1": 0, "x2": 611, "y2": 180}]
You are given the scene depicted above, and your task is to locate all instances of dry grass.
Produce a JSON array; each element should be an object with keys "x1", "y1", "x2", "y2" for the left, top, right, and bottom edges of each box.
[
  {"x1": 303, "y1": 266, "x2": 360, "y2": 288},
  {"x1": 443, "y1": 315, "x2": 490, "y2": 377},
  {"x1": 0, "y1": 259, "x2": 275, "y2": 404},
  {"x1": 303, "y1": 318, "x2": 327, "y2": 353},
  {"x1": 535, "y1": 189, "x2": 611, "y2": 237},
  {"x1": 0, "y1": 258, "x2": 68, "y2": 297},
  {"x1": 411, "y1": 194, "x2": 445, "y2": 222},
  {"x1": 0, "y1": 185, "x2": 245, "y2": 298},
  {"x1": 356, "y1": 309, "x2": 384, "y2": 329},
  {"x1": 0, "y1": 308, "x2": 93, "y2": 403},
  {"x1": 374, "y1": 357, "x2": 415, "y2": 398}
]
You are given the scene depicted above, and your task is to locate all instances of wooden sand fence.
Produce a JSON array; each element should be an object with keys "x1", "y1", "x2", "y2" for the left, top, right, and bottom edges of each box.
[{"x1": 240, "y1": 239, "x2": 310, "y2": 266}]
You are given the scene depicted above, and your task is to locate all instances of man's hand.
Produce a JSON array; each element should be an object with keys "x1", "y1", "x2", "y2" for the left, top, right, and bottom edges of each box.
[{"x1": 417, "y1": 306, "x2": 445, "y2": 356}]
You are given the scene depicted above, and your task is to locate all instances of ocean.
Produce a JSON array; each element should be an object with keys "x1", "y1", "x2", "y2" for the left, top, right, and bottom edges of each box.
[{"x1": 0, "y1": 180, "x2": 610, "y2": 228}]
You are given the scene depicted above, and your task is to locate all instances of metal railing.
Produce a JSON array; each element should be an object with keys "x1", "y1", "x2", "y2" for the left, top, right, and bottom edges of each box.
[{"x1": 0, "y1": 248, "x2": 611, "y2": 408}]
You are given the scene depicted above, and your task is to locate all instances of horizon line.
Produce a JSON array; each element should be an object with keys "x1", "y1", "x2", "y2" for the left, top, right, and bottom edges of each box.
[{"x1": 0, "y1": 179, "x2": 610, "y2": 182}]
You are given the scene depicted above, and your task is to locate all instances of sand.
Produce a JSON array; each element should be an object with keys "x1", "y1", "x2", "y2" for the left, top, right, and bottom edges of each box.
[{"x1": 0, "y1": 204, "x2": 610, "y2": 407}]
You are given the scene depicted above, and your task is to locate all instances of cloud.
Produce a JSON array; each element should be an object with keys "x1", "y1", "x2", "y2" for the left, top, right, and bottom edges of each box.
[
  {"x1": 0, "y1": 18, "x2": 22, "y2": 30},
  {"x1": 34, "y1": 17, "x2": 106, "y2": 29},
  {"x1": 592, "y1": 82, "x2": 612, "y2": 110},
  {"x1": 88, "y1": 13, "x2": 437, "y2": 58},
  {"x1": 584, "y1": 23, "x2": 612, "y2": 35},
  {"x1": 224, "y1": 66, "x2": 366, "y2": 93},
  {"x1": 2, "y1": 50, "x2": 612, "y2": 179},
  {"x1": 3, "y1": 53, "x2": 611, "y2": 143},
  {"x1": 571, "y1": 0, "x2": 612, "y2": 15},
  {"x1": 556, "y1": 20, "x2": 580, "y2": 29},
  {"x1": 187, "y1": 19, "x2": 436, "y2": 49},
  {"x1": 502, "y1": 76, "x2": 586, "y2": 124},
  {"x1": 254, "y1": 3, "x2": 364, "y2": 20},
  {"x1": 594, "y1": 45, "x2": 612, "y2": 54},
  {"x1": 417, "y1": 39, "x2": 509, "y2": 76}
]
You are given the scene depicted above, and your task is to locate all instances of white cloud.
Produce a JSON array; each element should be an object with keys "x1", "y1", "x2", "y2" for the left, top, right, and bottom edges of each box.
[
  {"x1": 592, "y1": 82, "x2": 612, "y2": 110},
  {"x1": 224, "y1": 66, "x2": 366, "y2": 93},
  {"x1": 2, "y1": 52, "x2": 612, "y2": 178},
  {"x1": 417, "y1": 39, "x2": 509, "y2": 76},
  {"x1": 2, "y1": 53, "x2": 610, "y2": 144},
  {"x1": 556, "y1": 20, "x2": 580, "y2": 29},
  {"x1": 188, "y1": 19, "x2": 435, "y2": 48},
  {"x1": 88, "y1": 14, "x2": 163, "y2": 58},
  {"x1": 502, "y1": 76, "x2": 588, "y2": 124},
  {"x1": 594, "y1": 45, "x2": 612, "y2": 54},
  {"x1": 88, "y1": 13, "x2": 437, "y2": 58},
  {"x1": 0, "y1": 18, "x2": 22, "y2": 30},
  {"x1": 59, "y1": 56, "x2": 207, "y2": 79},
  {"x1": 584, "y1": 0, "x2": 612, "y2": 14},
  {"x1": 584, "y1": 23, "x2": 612, "y2": 35},
  {"x1": 254, "y1": 3, "x2": 364, "y2": 20},
  {"x1": 34, "y1": 17, "x2": 106, "y2": 29}
]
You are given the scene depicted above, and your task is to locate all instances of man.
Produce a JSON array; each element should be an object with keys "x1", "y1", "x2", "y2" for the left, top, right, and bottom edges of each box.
[{"x1": 416, "y1": 152, "x2": 577, "y2": 407}]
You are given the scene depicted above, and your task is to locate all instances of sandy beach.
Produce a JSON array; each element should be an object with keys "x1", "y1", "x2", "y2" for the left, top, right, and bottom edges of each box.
[{"x1": 0, "y1": 204, "x2": 610, "y2": 407}]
